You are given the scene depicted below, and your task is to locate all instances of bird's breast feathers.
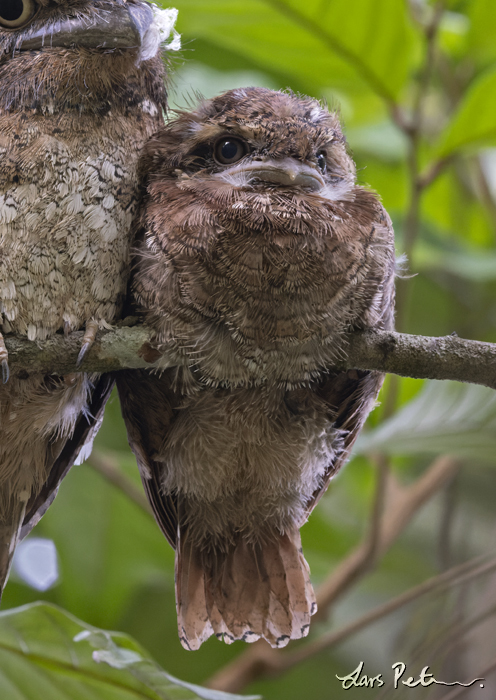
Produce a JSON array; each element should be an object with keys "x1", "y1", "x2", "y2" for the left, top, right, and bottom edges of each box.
[
  {"x1": 137, "y1": 178, "x2": 393, "y2": 386},
  {"x1": 0, "y1": 111, "x2": 161, "y2": 340}
]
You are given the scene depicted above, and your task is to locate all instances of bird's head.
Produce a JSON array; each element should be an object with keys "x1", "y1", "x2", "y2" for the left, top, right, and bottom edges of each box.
[
  {"x1": 141, "y1": 87, "x2": 356, "y2": 203},
  {"x1": 0, "y1": 0, "x2": 179, "y2": 112}
]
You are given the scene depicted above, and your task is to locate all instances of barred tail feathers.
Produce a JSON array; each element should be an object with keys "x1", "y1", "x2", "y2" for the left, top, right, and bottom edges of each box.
[{"x1": 175, "y1": 529, "x2": 317, "y2": 650}]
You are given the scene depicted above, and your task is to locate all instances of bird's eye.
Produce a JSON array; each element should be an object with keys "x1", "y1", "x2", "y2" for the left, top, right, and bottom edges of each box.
[
  {"x1": 0, "y1": 0, "x2": 37, "y2": 29},
  {"x1": 214, "y1": 137, "x2": 247, "y2": 165},
  {"x1": 317, "y1": 152, "x2": 327, "y2": 174}
]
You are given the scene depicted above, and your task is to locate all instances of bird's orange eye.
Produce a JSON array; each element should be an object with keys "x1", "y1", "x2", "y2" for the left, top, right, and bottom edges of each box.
[
  {"x1": 214, "y1": 137, "x2": 247, "y2": 165},
  {"x1": 0, "y1": 0, "x2": 37, "y2": 29}
]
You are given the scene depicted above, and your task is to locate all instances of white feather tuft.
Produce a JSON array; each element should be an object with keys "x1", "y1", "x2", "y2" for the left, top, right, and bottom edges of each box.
[{"x1": 139, "y1": 6, "x2": 181, "y2": 62}]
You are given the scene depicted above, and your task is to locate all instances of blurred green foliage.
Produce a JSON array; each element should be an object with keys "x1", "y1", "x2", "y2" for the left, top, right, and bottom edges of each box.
[{"x1": 2, "y1": 1, "x2": 496, "y2": 698}]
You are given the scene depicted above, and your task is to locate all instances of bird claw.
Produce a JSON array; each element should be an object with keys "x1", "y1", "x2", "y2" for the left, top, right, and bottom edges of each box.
[
  {"x1": 76, "y1": 342, "x2": 91, "y2": 368},
  {"x1": 76, "y1": 320, "x2": 99, "y2": 368}
]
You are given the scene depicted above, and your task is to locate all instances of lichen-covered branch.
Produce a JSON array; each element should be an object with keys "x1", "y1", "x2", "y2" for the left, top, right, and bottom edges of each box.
[
  {"x1": 343, "y1": 329, "x2": 496, "y2": 390},
  {"x1": 5, "y1": 325, "x2": 496, "y2": 390}
]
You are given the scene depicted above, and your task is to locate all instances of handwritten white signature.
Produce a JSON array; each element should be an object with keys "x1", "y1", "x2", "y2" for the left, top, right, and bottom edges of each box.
[{"x1": 336, "y1": 661, "x2": 485, "y2": 690}]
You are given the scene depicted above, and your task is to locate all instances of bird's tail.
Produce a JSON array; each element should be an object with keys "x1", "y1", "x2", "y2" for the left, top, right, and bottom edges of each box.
[{"x1": 175, "y1": 528, "x2": 317, "y2": 650}]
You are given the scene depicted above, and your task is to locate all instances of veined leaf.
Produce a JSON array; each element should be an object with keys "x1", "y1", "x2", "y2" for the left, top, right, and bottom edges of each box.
[
  {"x1": 0, "y1": 603, "x2": 259, "y2": 700},
  {"x1": 356, "y1": 381, "x2": 496, "y2": 462},
  {"x1": 436, "y1": 67, "x2": 496, "y2": 156},
  {"x1": 167, "y1": 0, "x2": 418, "y2": 100}
]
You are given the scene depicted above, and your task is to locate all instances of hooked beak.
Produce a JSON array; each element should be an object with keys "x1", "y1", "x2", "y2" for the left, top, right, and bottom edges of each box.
[
  {"x1": 222, "y1": 158, "x2": 326, "y2": 192},
  {"x1": 18, "y1": 2, "x2": 155, "y2": 54}
]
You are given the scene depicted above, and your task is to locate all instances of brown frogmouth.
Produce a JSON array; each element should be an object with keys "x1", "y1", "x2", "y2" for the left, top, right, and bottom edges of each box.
[
  {"x1": 0, "y1": 0, "x2": 178, "y2": 594},
  {"x1": 117, "y1": 87, "x2": 396, "y2": 650}
]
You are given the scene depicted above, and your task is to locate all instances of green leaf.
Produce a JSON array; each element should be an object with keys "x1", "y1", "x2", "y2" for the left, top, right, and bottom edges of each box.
[
  {"x1": 169, "y1": 0, "x2": 418, "y2": 100},
  {"x1": 436, "y1": 67, "x2": 496, "y2": 156},
  {"x1": 355, "y1": 381, "x2": 496, "y2": 462},
  {"x1": 0, "y1": 603, "x2": 259, "y2": 700},
  {"x1": 347, "y1": 120, "x2": 408, "y2": 162},
  {"x1": 414, "y1": 243, "x2": 496, "y2": 281},
  {"x1": 169, "y1": 62, "x2": 277, "y2": 108},
  {"x1": 466, "y1": 0, "x2": 496, "y2": 67}
]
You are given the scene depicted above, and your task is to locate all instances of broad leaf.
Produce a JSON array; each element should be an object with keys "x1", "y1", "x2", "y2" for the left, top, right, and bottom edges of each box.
[
  {"x1": 168, "y1": 0, "x2": 418, "y2": 99},
  {"x1": 356, "y1": 381, "x2": 496, "y2": 462},
  {"x1": 466, "y1": 0, "x2": 496, "y2": 67},
  {"x1": 436, "y1": 67, "x2": 496, "y2": 156},
  {"x1": 0, "y1": 603, "x2": 259, "y2": 700}
]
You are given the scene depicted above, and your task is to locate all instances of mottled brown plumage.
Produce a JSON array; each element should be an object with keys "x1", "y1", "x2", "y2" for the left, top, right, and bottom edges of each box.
[
  {"x1": 117, "y1": 87, "x2": 395, "y2": 649},
  {"x1": 0, "y1": 0, "x2": 174, "y2": 593}
]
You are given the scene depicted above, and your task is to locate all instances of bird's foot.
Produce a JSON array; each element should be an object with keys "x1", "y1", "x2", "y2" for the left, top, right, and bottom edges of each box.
[
  {"x1": 0, "y1": 333, "x2": 9, "y2": 383},
  {"x1": 76, "y1": 320, "x2": 99, "y2": 368}
]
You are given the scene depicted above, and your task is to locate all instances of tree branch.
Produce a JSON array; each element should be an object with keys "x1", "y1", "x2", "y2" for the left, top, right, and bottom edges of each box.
[
  {"x1": 6, "y1": 326, "x2": 496, "y2": 390},
  {"x1": 344, "y1": 330, "x2": 496, "y2": 390}
]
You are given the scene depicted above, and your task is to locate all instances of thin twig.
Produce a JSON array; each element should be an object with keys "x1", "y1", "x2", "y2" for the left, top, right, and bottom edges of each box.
[
  {"x1": 418, "y1": 155, "x2": 453, "y2": 189},
  {"x1": 437, "y1": 472, "x2": 458, "y2": 571},
  {"x1": 261, "y1": 0, "x2": 397, "y2": 105},
  {"x1": 395, "y1": 1, "x2": 445, "y2": 335},
  {"x1": 437, "y1": 657, "x2": 496, "y2": 700},
  {"x1": 287, "y1": 553, "x2": 496, "y2": 668},
  {"x1": 209, "y1": 551, "x2": 496, "y2": 693},
  {"x1": 374, "y1": 602, "x2": 496, "y2": 699},
  {"x1": 87, "y1": 450, "x2": 153, "y2": 516},
  {"x1": 411, "y1": 1, "x2": 445, "y2": 136},
  {"x1": 363, "y1": 453, "x2": 390, "y2": 568},
  {"x1": 316, "y1": 455, "x2": 460, "y2": 615},
  {"x1": 430, "y1": 604, "x2": 496, "y2": 676}
]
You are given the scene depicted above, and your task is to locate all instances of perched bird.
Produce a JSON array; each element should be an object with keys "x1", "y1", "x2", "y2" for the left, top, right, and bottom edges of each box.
[
  {"x1": 0, "y1": 0, "x2": 177, "y2": 594},
  {"x1": 117, "y1": 87, "x2": 396, "y2": 650}
]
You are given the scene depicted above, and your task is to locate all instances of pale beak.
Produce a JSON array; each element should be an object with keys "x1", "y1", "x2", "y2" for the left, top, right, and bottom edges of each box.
[
  {"x1": 18, "y1": 2, "x2": 154, "y2": 52},
  {"x1": 223, "y1": 158, "x2": 326, "y2": 192}
]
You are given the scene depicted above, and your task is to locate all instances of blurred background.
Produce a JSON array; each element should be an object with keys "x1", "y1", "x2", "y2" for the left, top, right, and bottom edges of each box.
[{"x1": 3, "y1": 1, "x2": 496, "y2": 698}]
